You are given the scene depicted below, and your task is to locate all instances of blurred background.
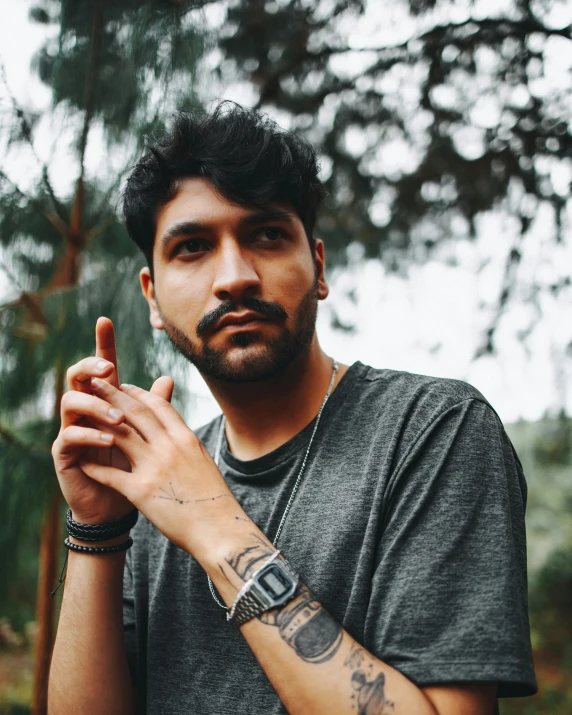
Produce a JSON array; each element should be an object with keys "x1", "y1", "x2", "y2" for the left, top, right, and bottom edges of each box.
[{"x1": 0, "y1": 0, "x2": 570, "y2": 713}]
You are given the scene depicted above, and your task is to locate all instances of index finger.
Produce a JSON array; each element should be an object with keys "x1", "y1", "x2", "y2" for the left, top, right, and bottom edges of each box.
[{"x1": 95, "y1": 316, "x2": 120, "y2": 387}]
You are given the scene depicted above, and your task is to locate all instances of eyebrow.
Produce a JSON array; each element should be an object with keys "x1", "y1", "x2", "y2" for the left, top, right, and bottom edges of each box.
[{"x1": 159, "y1": 208, "x2": 297, "y2": 250}]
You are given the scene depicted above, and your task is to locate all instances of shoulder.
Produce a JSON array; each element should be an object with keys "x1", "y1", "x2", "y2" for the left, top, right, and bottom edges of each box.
[{"x1": 352, "y1": 361, "x2": 500, "y2": 428}]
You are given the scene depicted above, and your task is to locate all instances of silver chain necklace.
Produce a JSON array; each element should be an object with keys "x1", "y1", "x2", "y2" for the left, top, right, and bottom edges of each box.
[{"x1": 207, "y1": 359, "x2": 339, "y2": 609}]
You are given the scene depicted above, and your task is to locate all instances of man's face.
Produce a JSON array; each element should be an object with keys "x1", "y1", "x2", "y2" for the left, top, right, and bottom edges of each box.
[{"x1": 140, "y1": 178, "x2": 329, "y2": 383}]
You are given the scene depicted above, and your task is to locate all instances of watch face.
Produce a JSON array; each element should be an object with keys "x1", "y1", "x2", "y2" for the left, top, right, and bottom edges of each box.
[{"x1": 257, "y1": 563, "x2": 293, "y2": 600}]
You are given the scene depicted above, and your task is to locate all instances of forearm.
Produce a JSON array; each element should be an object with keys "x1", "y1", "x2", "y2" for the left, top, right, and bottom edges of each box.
[
  {"x1": 203, "y1": 530, "x2": 437, "y2": 715},
  {"x1": 48, "y1": 539, "x2": 135, "y2": 715}
]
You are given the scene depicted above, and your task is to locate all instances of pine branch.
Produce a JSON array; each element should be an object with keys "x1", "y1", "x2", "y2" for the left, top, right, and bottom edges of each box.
[
  {"x1": 78, "y1": 1, "x2": 105, "y2": 178},
  {"x1": 303, "y1": 16, "x2": 571, "y2": 61},
  {"x1": 474, "y1": 240, "x2": 523, "y2": 358},
  {"x1": 250, "y1": 14, "x2": 571, "y2": 104},
  {"x1": 0, "y1": 422, "x2": 47, "y2": 456},
  {"x1": 0, "y1": 259, "x2": 25, "y2": 296},
  {"x1": 0, "y1": 58, "x2": 66, "y2": 222},
  {"x1": 0, "y1": 169, "x2": 50, "y2": 217}
]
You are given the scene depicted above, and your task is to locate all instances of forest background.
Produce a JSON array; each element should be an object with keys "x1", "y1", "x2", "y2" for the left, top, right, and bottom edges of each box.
[{"x1": 0, "y1": 0, "x2": 570, "y2": 714}]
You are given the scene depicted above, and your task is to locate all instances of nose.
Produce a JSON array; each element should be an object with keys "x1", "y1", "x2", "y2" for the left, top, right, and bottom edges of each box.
[{"x1": 211, "y1": 238, "x2": 261, "y2": 304}]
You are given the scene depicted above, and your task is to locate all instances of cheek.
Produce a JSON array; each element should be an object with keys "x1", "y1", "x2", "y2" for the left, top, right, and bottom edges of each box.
[
  {"x1": 155, "y1": 269, "x2": 208, "y2": 324},
  {"x1": 267, "y1": 259, "x2": 315, "y2": 308}
]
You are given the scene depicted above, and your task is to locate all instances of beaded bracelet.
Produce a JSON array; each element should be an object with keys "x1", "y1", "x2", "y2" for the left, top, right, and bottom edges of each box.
[
  {"x1": 64, "y1": 536, "x2": 133, "y2": 554},
  {"x1": 66, "y1": 508, "x2": 138, "y2": 542},
  {"x1": 50, "y1": 537, "x2": 133, "y2": 598}
]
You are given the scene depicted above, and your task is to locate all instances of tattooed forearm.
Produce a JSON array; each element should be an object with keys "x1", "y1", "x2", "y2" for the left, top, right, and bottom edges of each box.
[
  {"x1": 274, "y1": 583, "x2": 343, "y2": 663},
  {"x1": 223, "y1": 537, "x2": 399, "y2": 713},
  {"x1": 344, "y1": 643, "x2": 395, "y2": 714},
  {"x1": 225, "y1": 535, "x2": 343, "y2": 664},
  {"x1": 226, "y1": 534, "x2": 275, "y2": 580}
]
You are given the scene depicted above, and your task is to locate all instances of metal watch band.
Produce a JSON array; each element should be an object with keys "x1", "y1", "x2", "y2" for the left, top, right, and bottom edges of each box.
[
  {"x1": 232, "y1": 590, "x2": 270, "y2": 626},
  {"x1": 228, "y1": 551, "x2": 299, "y2": 626}
]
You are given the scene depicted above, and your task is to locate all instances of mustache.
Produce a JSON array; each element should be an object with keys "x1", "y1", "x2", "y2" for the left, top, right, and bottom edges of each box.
[{"x1": 195, "y1": 297, "x2": 289, "y2": 338}]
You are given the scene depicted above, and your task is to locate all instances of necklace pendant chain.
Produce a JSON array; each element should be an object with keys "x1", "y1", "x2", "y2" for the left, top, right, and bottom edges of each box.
[{"x1": 207, "y1": 358, "x2": 339, "y2": 610}]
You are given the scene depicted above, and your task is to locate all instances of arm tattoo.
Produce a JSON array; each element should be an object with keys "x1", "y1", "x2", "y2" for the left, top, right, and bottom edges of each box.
[
  {"x1": 225, "y1": 534, "x2": 343, "y2": 664},
  {"x1": 344, "y1": 642, "x2": 395, "y2": 714}
]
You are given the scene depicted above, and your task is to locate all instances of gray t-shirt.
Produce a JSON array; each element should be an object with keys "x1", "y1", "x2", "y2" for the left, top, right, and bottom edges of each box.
[{"x1": 123, "y1": 361, "x2": 537, "y2": 714}]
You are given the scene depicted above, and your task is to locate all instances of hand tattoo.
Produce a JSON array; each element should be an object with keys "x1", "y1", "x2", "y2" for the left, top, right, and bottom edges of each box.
[{"x1": 154, "y1": 482, "x2": 230, "y2": 505}]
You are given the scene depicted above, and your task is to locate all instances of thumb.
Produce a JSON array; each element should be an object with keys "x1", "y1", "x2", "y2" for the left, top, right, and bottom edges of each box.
[{"x1": 150, "y1": 376, "x2": 175, "y2": 403}]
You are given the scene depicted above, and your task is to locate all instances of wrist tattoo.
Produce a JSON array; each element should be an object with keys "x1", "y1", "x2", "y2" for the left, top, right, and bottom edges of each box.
[{"x1": 225, "y1": 534, "x2": 343, "y2": 664}]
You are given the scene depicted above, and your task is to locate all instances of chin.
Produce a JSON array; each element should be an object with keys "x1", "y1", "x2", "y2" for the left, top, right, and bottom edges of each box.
[{"x1": 197, "y1": 334, "x2": 304, "y2": 384}]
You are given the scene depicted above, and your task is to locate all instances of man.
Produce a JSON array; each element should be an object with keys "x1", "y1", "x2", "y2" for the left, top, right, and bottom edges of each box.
[{"x1": 49, "y1": 102, "x2": 537, "y2": 714}]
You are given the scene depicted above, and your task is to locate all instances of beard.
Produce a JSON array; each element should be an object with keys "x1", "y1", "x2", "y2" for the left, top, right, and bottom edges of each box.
[{"x1": 158, "y1": 283, "x2": 319, "y2": 383}]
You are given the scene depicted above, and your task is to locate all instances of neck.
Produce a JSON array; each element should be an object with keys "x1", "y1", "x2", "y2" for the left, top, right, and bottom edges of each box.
[{"x1": 203, "y1": 337, "x2": 348, "y2": 461}]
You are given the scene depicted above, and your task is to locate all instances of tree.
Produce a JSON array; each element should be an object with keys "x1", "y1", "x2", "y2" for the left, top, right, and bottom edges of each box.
[
  {"x1": 216, "y1": 0, "x2": 572, "y2": 355},
  {"x1": 0, "y1": 1, "x2": 208, "y2": 712}
]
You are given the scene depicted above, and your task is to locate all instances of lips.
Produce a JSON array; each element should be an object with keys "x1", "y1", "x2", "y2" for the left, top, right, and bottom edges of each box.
[{"x1": 215, "y1": 312, "x2": 270, "y2": 331}]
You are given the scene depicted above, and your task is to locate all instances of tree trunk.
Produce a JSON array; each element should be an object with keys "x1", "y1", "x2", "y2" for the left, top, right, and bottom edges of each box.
[
  {"x1": 31, "y1": 488, "x2": 62, "y2": 715},
  {"x1": 31, "y1": 180, "x2": 84, "y2": 713},
  {"x1": 31, "y1": 354, "x2": 67, "y2": 715}
]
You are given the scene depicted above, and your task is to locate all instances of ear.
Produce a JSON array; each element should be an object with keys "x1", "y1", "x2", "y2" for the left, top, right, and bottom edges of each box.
[
  {"x1": 140, "y1": 267, "x2": 165, "y2": 330},
  {"x1": 313, "y1": 239, "x2": 329, "y2": 301}
]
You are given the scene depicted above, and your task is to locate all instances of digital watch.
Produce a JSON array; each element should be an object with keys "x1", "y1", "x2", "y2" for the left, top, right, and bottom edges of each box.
[{"x1": 227, "y1": 550, "x2": 299, "y2": 626}]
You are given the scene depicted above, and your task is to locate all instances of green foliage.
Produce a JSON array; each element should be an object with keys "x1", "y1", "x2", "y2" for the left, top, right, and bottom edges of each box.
[
  {"x1": 220, "y1": 0, "x2": 572, "y2": 259},
  {"x1": 31, "y1": 0, "x2": 205, "y2": 143},
  {"x1": 529, "y1": 544, "x2": 572, "y2": 658},
  {"x1": 531, "y1": 411, "x2": 572, "y2": 467},
  {"x1": 501, "y1": 416, "x2": 572, "y2": 712},
  {"x1": 0, "y1": 0, "x2": 208, "y2": 627},
  {"x1": 0, "y1": 420, "x2": 55, "y2": 627}
]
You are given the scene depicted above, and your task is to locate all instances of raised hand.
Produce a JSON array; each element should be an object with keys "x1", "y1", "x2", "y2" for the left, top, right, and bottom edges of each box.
[
  {"x1": 75, "y1": 380, "x2": 247, "y2": 559},
  {"x1": 51, "y1": 317, "x2": 174, "y2": 524}
]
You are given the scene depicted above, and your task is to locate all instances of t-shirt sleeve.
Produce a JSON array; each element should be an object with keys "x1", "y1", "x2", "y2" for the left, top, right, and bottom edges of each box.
[
  {"x1": 366, "y1": 396, "x2": 537, "y2": 698},
  {"x1": 123, "y1": 546, "x2": 138, "y2": 689}
]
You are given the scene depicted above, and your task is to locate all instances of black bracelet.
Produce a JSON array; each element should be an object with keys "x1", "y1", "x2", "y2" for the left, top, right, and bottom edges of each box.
[
  {"x1": 66, "y1": 508, "x2": 138, "y2": 542},
  {"x1": 64, "y1": 536, "x2": 133, "y2": 554},
  {"x1": 50, "y1": 537, "x2": 133, "y2": 598}
]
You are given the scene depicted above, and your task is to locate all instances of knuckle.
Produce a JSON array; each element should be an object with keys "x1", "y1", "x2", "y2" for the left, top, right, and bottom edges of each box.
[
  {"x1": 116, "y1": 423, "x2": 132, "y2": 439},
  {"x1": 129, "y1": 402, "x2": 147, "y2": 417}
]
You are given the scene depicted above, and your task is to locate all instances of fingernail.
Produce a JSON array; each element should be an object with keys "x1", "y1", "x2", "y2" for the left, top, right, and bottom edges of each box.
[
  {"x1": 96, "y1": 360, "x2": 111, "y2": 372},
  {"x1": 120, "y1": 383, "x2": 134, "y2": 390},
  {"x1": 108, "y1": 408, "x2": 123, "y2": 421},
  {"x1": 100, "y1": 433, "x2": 114, "y2": 443},
  {"x1": 91, "y1": 377, "x2": 104, "y2": 389}
]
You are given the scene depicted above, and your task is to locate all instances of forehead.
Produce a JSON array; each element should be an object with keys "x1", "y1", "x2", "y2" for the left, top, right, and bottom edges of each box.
[{"x1": 155, "y1": 177, "x2": 299, "y2": 242}]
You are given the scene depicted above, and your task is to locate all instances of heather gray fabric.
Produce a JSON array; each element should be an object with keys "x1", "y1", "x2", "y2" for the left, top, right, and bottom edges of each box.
[{"x1": 123, "y1": 361, "x2": 537, "y2": 714}]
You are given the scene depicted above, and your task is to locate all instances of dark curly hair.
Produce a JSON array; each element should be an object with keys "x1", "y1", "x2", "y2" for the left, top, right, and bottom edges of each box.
[{"x1": 122, "y1": 101, "x2": 328, "y2": 277}]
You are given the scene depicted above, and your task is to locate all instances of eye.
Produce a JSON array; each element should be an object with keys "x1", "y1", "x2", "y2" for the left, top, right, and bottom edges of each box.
[
  {"x1": 174, "y1": 239, "x2": 210, "y2": 256},
  {"x1": 255, "y1": 227, "x2": 286, "y2": 242}
]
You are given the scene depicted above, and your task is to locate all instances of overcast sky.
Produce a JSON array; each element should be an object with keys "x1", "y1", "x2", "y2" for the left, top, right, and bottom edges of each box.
[{"x1": 0, "y1": 0, "x2": 570, "y2": 428}]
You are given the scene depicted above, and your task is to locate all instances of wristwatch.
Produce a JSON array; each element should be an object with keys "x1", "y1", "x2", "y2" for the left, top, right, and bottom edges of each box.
[{"x1": 227, "y1": 550, "x2": 299, "y2": 626}]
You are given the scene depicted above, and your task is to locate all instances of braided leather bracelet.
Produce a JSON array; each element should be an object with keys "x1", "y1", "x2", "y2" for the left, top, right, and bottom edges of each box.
[
  {"x1": 53, "y1": 509, "x2": 136, "y2": 598},
  {"x1": 66, "y1": 507, "x2": 138, "y2": 542}
]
